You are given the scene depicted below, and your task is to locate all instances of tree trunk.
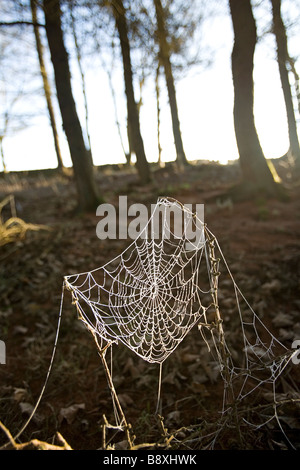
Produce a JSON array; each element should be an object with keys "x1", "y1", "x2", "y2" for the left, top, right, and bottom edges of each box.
[
  {"x1": 155, "y1": 63, "x2": 163, "y2": 166},
  {"x1": 0, "y1": 137, "x2": 7, "y2": 173},
  {"x1": 69, "y1": 2, "x2": 92, "y2": 153},
  {"x1": 30, "y1": 0, "x2": 64, "y2": 171},
  {"x1": 229, "y1": 0, "x2": 280, "y2": 195},
  {"x1": 271, "y1": 0, "x2": 300, "y2": 169},
  {"x1": 287, "y1": 56, "x2": 300, "y2": 118},
  {"x1": 112, "y1": 0, "x2": 151, "y2": 184},
  {"x1": 153, "y1": 0, "x2": 188, "y2": 169},
  {"x1": 43, "y1": 0, "x2": 100, "y2": 211}
]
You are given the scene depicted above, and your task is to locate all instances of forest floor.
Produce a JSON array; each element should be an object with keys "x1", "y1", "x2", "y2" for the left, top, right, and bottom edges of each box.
[{"x1": 0, "y1": 157, "x2": 300, "y2": 451}]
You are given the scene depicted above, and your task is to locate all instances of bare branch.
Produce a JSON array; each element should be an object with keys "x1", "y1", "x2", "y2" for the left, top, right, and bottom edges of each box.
[{"x1": 0, "y1": 21, "x2": 44, "y2": 28}]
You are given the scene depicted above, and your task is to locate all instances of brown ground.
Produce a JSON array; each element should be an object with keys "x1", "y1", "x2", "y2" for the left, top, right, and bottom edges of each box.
[{"x1": 0, "y1": 158, "x2": 299, "y2": 450}]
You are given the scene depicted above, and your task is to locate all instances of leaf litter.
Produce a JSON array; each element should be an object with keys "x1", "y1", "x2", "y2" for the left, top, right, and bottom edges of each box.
[{"x1": 0, "y1": 161, "x2": 300, "y2": 449}]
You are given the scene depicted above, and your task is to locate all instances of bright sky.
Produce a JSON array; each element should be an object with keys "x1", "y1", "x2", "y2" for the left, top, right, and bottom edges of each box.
[{"x1": 1, "y1": 2, "x2": 299, "y2": 173}]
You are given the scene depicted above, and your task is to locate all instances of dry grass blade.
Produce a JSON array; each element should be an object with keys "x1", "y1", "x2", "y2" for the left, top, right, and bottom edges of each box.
[
  {"x1": 0, "y1": 195, "x2": 51, "y2": 246},
  {"x1": 0, "y1": 421, "x2": 72, "y2": 450}
]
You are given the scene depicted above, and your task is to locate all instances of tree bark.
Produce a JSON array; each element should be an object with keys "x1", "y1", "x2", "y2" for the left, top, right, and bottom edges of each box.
[
  {"x1": 271, "y1": 0, "x2": 300, "y2": 169},
  {"x1": 112, "y1": 0, "x2": 151, "y2": 184},
  {"x1": 229, "y1": 0, "x2": 280, "y2": 195},
  {"x1": 31, "y1": 0, "x2": 64, "y2": 170},
  {"x1": 153, "y1": 0, "x2": 188, "y2": 169},
  {"x1": 43, "y1": 0, "x2": 100, "y2": 211}
]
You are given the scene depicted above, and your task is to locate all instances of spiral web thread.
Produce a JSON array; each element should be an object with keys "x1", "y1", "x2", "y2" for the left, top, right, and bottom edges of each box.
[{"x1": 63, "y1": 197, "x2": 298, "y2": 447}]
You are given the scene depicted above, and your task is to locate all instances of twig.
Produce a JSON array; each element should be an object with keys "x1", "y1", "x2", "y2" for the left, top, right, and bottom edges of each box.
[
  {"x1": 89, "y1": 331, "x2": 135, "y2": 449},
  {"x1": 0, "y1": 421, "x2": 72, "y2": 450},
  {"x1": 0, "y1": 21, "x2": 45, "y2": 27},
  {"x1": 156, "y1": 414, "x2": 174, "y2": 448}
]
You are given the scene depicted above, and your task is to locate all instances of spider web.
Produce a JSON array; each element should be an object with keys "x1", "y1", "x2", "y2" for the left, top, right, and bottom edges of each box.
[
  {"x1": 65, "y1": 197, "x2": 207, "y2": 364},
  {"x1": 63, "y1": 197, "x2": 298, "y2": 447}
]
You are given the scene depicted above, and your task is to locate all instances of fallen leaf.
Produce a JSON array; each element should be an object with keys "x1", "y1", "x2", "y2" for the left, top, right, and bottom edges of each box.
[
  {"x1": 58, "y1": 403, "x2": 85, "y2": 425},
  {"x1": 19, "y1": 402, "x2": 34, "y2": 415},
  {"x1": 272, "y1": 312, "x2": 293, "y2": 328},
  {"x1": 13, "y1": 387, "x2": 28, "y2": 403},
  {"x1": 181, "y1": 353, "x2": 199, "y2": 364},
  {"x1": 19, "y1": 402, "x2": 44, "y2": 424},
  {"x1": 118, "y1": 394, "x2": 134, "y2": 408},
  {"x1": 165, "y1": 410, "x2": 181, "y2": 426},
  {"x1": 189, "y1": 383, "x2": 209, "y2": 396},
  {"x1": 115, "y1": 440, "x2": 129, "y2": 450},
  {"x1": 123, "y1": 357, "x2": 141, "y2": 378},
  {"x1": 261, "y1": 279, "x2": 282, "y2": 295},
  {"x1": 13, "y1": 325, "x2": 28, "y2": 335}
]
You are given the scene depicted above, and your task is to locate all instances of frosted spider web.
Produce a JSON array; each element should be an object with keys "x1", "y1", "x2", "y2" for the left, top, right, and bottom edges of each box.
[
  {"x1": 65, "y1": 198, "x2": 207, "y2": 364},
  {"x1": 63, "y1": 197, "x2": 298, "y2": 447}
]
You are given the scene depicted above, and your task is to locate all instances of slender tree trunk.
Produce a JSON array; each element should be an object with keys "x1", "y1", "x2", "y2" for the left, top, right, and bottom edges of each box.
[
  {"x1": 69, "y1": 3, "x2": 92, "y2": 152},
  {"x1": 287, "y1": 56, "x2": 300, "y2": 118},
  {"x1": 30, "y1": 0, "x2": 64, "y2": 170},
  {"x1": 127, "y1": 79, "x2": 144, "y2": 166},
  {"x1": 229, "y1": 0, "x2": 280, "y2": 195},
  {"x1": 1, "y1": 112, "x2": 9, "y2": 173},
  {"x1": 97, "y1": 37, "x2": 129, "y2": 165},
  {"x1": 153, "y1": 0, "x2": 188, "y2": 169},
  {"x1": 0, "y1": 138, "x2": 7, "y2": 173},
  {"x1": 271, "y1": 0, "x2": 300, "y2": 169},
  {"x1": 43, "y1": 0, "x2": 100, "y2": 211},
  {"x1": 126, "y1": 118, "x2": 133, "y2": 166},
  {"x1": 112, "y1": 0, "x2": 151, "y2": 184},
  {"x1": 155, "y1": 63, "x2": 163, "y2": 167}
]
